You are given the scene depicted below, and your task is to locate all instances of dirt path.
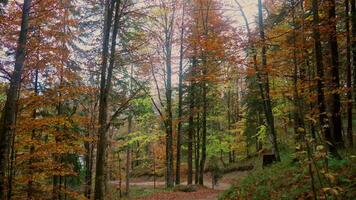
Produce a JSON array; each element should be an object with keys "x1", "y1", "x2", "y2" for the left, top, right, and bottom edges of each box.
[{"x1": 129, "y1": 171, "x2": 250, "y2": 200}]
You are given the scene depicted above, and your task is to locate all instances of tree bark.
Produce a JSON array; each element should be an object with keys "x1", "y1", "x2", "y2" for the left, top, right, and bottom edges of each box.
[
  {"x1": 94, "y1": 0, "x2": 117, "y2": 199},
  {"x1": 350, "y1": 0, "x2": 356, "y2": 148},
  {"x1": 187, "y1": 58, "x2": 196, "y2": 185},
  {"x1": 291, "y1": 0, "x2": 305, "y2": 139},
  {"x1": 164, "y1": 4, "x2": 175, "y2": 188},
  {"x1": 258, "y1": 0, "x2": 280, "y2": 161},
  {"x1": 195, "y1": 112, "x2": 200, "y2": 184},
  {"x1": 327, "y1": 0, "x2": 344, "y2": 149},
  {"x1": 125, "y1": 116, "x2": 132, "y2": 196},
  {"x1": 199, "y1": 79, "x2": 207, "y2": 185},
  {"x1": 0, "y1": 0, "x2": 32, "y2": 198},
  {"x1": 345, "y1": 0, "x2": 353, "y2": 148},
  {"x1": 175, "y1": 1, "x2": 185, "y2": 185},
  {"x1": 312, "y1": 0, "x2": 338, "y2": 157}
]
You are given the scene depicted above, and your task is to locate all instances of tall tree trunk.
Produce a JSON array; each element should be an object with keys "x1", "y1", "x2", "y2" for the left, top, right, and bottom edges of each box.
[
  {"x1": 227, "y1": 90, "x2": 233, "y2": 163},
  {"x1": 199, "y1": 80, "x2": 207, "y2": 185},
  {"x1": 94, "y1": 0, "x2": 118, "y2": 199},
  {"x1": 350, "y1": 0, "x2": 356, "y2": 148},
  {"x1": 164, "y1": 12, "x2": 174, "y2": 188},
  {"x1": 125, "y1": 116, "x2": 132, "y2": 196},
  {"x1": 84, "y1": 137, "x2": 92, "y2": 199},
  {"x1": 327, "y1": 0, "x2": 344, "y2": 149},
  {"x1": 291, "y1": 0, "x2": 305, "y2": 139},
  {"x1": 0, "y1": 0, "x2": 32, "y2": 198},
  {"x1": 187, "y1": 58, "x2": 196, "y2": 185},
  {"x1": 312, "y1": 0, "x2": 337, "y2": 157},
  {"x1": 195, "y1": 112, "x2": 200, "y2": 184},
  {"x1": 175, "y1": 1, "x2": 185, "y2": 185},
  {"x1": 258, "y1": 0, "x2": 280, "y2": 161},
  {"x1": 345, "y1": 0, "x2": 353, "y2": 148}
]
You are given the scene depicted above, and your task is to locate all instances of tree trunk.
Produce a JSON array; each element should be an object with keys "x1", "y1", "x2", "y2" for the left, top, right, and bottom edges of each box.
[
  {"x1": 94, "y1": 0, "x2": 117, "y2": 199},
  {"x1": 187, "y1": 58, "x2": 196, "y2": 185},
  {"x1": 291, "y1": 0, "x2": 305, "y2": 139},
  {"x1": 164, "y1": 13, "x2": 174, "y2": 189},
  {"x1": 345, "y1": 0, "x2": 353, "y2": 149},
  {"x1": 312, "y1": 0, "x2": 338, "y2": 157},
  {"x1": 0, "y1": 0, "x2": 32, "y2": 198},
  {"x1": 125, "y1": 116, "x2": 131, "y2": 196},
  {"x1": 227, "y1": 90, "x2": 233, "y2": 163},
  {"x1": 195, "y1": 112, "x2": 200, "y2": 184},
  {"x1": 199, "y1": 80, "x2": 207, "y2": 185},
  {"x1": 258, "y1": 0, "x2": 280, "y2": 161},
  {"x1": 350, "y1": 0, "x2": 356, "y2": 148},
  {"x1": 176, "y1": 1, "x2": 185, "y2": 185},
  {"x1": 327, "y1": 0, "x2": 344, "y2": 149}
]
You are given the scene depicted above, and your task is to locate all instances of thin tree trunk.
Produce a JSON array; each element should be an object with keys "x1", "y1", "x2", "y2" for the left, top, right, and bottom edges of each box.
[
  {"x1": 187, "y1": 58, "x2": 196, "y2": 185},
  {"x1": 0, "y1": 0, "x2": 32, "y2": 197},
  {"x1": 125, "y1": 116, "x2": 131, "y2": 196},
  {"x1": 199, "y1": 80, "x2": 207, "y2": 185},
  {"x1": 350, "y1": 0, "x2": 356, "y2": 148},
  {"x1": 258, "y1": 0, "x2": 280, "y2": 161},
  {"x1": 165, "y1": 20, "x2": 174, "y2": 190},
  {"x1": 175, "y1": 1, "x2": 185, "y2": 185},
  {"x1": 195, "y1": 112, "x2": 200, "y2": 184},
  {"x1": 227, "y1": 90, "x2": 233, "y2": 163},
  {"x1": 291, "y1": 0, "x2": 305, "y2": 138},
  {"x1": 327, "y1": 0, "x2": 344, "y2": 149},
  {"x1": 345, "y1": 0, "x2": 353, "y2": 149}
]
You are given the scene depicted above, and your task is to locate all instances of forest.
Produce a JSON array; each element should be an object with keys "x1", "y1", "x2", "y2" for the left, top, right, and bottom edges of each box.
[{"x1": 0, "y1": 0, "x2": 355, "y2": 199}]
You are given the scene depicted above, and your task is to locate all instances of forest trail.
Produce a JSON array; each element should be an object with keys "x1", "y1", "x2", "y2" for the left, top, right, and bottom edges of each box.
[{"x1": 125, "y1": 171, "x2": 250, "y2": 200}]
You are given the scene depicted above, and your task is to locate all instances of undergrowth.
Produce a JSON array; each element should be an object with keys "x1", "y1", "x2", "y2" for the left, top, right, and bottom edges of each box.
[{"x1": 219, "y1": 149, "x2": 356, "y2": 200}]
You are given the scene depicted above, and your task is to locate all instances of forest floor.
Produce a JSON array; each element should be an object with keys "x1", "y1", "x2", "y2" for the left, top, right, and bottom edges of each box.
[
  {"x1": 135, "y1": 171, "x2": 250, "y2": 200},
  {"x1": 111, "y1": 170, "x2": 251, "y2": 200}
]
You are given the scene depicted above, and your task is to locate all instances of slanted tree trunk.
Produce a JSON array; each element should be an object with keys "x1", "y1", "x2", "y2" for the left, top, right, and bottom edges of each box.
[
  {"x1": 257, "y1": 0, "x2": 280, "y2": 161},
  {"x1": 327, "y1": 0, "x2": 344, "y2": 149},
  {"x1": 0, "y1": 0, "x2": 32, "y2": 198}
]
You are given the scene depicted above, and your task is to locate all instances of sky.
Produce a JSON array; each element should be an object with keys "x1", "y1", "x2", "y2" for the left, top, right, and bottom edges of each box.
[{"x1": 222, "y1": 0, "x2": 259, "y2": 31}]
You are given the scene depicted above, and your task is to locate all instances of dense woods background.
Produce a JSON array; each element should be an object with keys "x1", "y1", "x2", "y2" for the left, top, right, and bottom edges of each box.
[{"x1": 0, "y1": 0, "x2": 355, "y2": 199}]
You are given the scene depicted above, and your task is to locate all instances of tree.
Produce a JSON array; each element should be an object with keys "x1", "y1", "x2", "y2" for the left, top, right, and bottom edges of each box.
[
  {"x1": 0, "y1": 0, "x2": 32, "y2": 197},
  {"x1": 175, "y1": 0, "x2": 186, "y2": 185},
  {"x1": 345, "y1": 0, "x2": 353, "y2": 149},
  {"x1": 94, "y1": 0, "x2": 121, "y2": 198},
  {"x1": 327, "y1": 0, "x2": 343, "y2": 149},
  {"x1": 257, "y1": 0, "x2": 280, "y2": 161},
  {"x1": 351, "y1": 0, "x2": 356, "y2": 148}
]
